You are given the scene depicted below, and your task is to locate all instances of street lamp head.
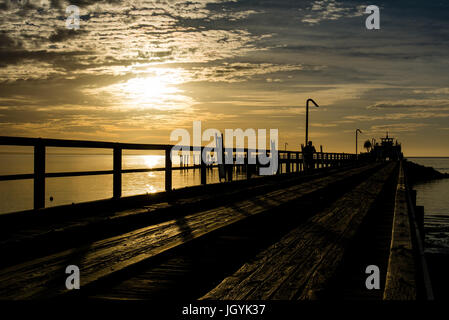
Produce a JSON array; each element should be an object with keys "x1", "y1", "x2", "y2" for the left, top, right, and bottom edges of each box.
[
  {"x1": 307, "y1": 98, "x2": 319, "y2": 108},
  {"x1": 356, "y1": 128, "x2": 362, "y2": 134}
]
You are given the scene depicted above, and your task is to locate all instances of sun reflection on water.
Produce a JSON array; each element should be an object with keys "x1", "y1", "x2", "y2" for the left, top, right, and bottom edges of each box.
[
  {"x1": 143, "y1": 155, "x2": 162, "y2": 168},
  {"x1": 146, "y1": 184, "x2": 157, "y2": 194}
]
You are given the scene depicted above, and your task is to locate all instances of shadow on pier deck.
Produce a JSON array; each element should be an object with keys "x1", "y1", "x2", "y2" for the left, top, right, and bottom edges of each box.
[{"x1": 0, "y1": 160, "x2": 432, "y2": 301}]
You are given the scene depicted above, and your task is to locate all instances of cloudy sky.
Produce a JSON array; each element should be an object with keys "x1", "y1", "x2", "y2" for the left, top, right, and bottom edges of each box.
[{"x1": 0, "y1": 0, "x2": 448, "y2": 155}]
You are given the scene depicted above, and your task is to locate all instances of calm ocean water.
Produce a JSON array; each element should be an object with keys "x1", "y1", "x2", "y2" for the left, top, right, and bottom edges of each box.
[
  {"x1": 407, "y1": 157, "x2": 449, "y2": 253},
  {"x1": 0, "y1": 152, "x2": 250, "y2": 215},
  {"x1": 407, "y1": 157, "x2": 449, "y2": 217}
]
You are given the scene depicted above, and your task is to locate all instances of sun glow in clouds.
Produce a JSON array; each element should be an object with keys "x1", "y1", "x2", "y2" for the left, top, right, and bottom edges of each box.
[
  {"x1": 122, "y1": 77, "x2": 179, "y2": 104},
  {"x1": 90, "y1": 68, "x2": 195, "y2": 110}
]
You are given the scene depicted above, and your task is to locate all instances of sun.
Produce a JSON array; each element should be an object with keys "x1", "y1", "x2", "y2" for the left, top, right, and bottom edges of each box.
[
  {"x1": 110, "y1": 68, "x2": 193, "y2": 110},
  {"x1": 122, "y1": 77, "x2": 178, "y2": 103}
]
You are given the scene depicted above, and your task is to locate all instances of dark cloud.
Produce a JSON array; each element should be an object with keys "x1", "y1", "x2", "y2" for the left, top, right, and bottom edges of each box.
[
  {"x1": 68, "y1": 0, "x2": 122, "y2": 6},
  {"x1": 0, "y1": 32, "x2": 23, "y2": 50},
  {"x1": 0, "y1": 49, "x2": 90, "y2": 68},
  {"x1": 366, "y1": 103, "x2": 419, "y2": 110},
  {"x1": 48, "y1": 28, "x2": 89, "y2": 42},
  {"x1": 48, "y1": 0, "x2": 122, "y2": 9}
]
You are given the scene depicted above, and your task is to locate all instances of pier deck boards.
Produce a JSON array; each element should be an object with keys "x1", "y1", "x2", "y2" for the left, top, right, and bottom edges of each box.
[
  {"x1": 89, "y1": 166, "x2": 382, "y2": 300},
  {"x1": 201, "y1": 162, "x2": 396, "y2": 300},
  {"x1": 0, "y1": 165, "x2": 366, "y2": 268},
  {"x1": 322, "y1": 166, "x2": 397, "y2": 300},
  {"x1": 0, "y1": 163, "x2": 381, "y2": 299}
]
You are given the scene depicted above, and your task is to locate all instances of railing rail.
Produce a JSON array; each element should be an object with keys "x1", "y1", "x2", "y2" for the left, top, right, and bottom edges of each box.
[{"x1": 0, "y1": 136, "x2": 357, "y2": 212}]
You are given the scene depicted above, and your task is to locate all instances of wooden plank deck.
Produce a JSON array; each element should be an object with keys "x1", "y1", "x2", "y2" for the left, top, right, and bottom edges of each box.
[
  {"x1": 0, "y1": 163, "x2": 380, "y2": 299},
  {"x1": 89, "y1": 165, "x2": 385, "y2": 300},
  {"x1": 201, "y1": 162, "x2": 397, "y2": 300},
  {"x1": 321, "y1": 164, "x2": 398, "y2": 300},
  {"x1": 0, "y1": 165, "x2": 358, "y2": 267}
]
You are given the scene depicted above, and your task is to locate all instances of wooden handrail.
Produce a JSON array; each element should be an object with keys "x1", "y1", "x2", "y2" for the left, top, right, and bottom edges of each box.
[{"x1": 0, "y1": 135, "x2": 357, "y2": 211}]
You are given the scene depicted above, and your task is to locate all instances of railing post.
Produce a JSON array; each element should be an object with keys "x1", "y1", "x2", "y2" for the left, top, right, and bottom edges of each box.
[
  {"x1": 296, "y1": 152, "x2": 299, "y2": 172},
  {"x1": 246, "y1": 151, "x2": 251, "y2": 180},
  {"x1": 200, "y1": 147, "x2": 207, "y2": 185},
  {"x1": 277, "y1": 151, "x2": 281, "y2": 174},
  {"x1": 165, "y1": 148, "x2": 172, "y2": 191},
  {"x1": 319, "y1": 146, "x2": 322, "y2": 169},
  {"x1": 286, "y1": 152, "x2": 291, "y2": 173},
  {"x1": 34, "y1": 141, "x2": 45, "y2": 210},
  {"x1": 113, "y1": 146, "x2": 122, "y2": 199}
]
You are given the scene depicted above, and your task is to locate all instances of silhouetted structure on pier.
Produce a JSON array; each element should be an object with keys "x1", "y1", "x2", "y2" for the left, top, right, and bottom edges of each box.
[{"x1": 368, "y1": 133, "x2": 403, "y2": 161}]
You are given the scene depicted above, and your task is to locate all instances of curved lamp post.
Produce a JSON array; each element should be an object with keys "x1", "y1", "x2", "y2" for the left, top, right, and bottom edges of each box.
[
  {"x1": 284, "y1": 142, "x2": 288, "y2": 151},
  {"x1": 305, "y1": 98, "x2": 319, "y2": 145},
  {"x1": 356, "y1": 128, "x2": 362, "y2": 158}
]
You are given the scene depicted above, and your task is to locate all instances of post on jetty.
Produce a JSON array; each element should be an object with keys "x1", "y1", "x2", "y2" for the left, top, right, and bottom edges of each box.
[{"x1": 305, "y1": 98, "x2": 319, "y2": 146}]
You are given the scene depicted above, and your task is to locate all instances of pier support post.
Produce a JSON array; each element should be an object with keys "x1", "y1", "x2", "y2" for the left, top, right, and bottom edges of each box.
[
  {"x1": 410, "y1": 189, "x2": 417, "y2": 207},
  {"x1": 165, "y1": 148, "x2": 172, "y2": 192},
  {"x1": 415, "y1": 205, "x2": 425, "y2": 241},
  {"x1": 113, "y1": 146, "x2": 122, "y2": 199},
  {"x1": 34, "y1": 141, "x2": 45, "y2": 210},
  {"x1": 200, "y1": 147, "x2": 207, "y2": 185}
]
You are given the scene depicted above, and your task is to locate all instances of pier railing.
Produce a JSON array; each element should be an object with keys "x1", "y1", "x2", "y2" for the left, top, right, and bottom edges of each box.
[{"x1": 0, "y1": 136, "x2": 357, "y2": 211}]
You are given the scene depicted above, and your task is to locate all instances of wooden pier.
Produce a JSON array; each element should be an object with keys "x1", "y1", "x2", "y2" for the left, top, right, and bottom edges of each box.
[{"x1": 0, "y1": 136, "x2": 433, "y2": 300}]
